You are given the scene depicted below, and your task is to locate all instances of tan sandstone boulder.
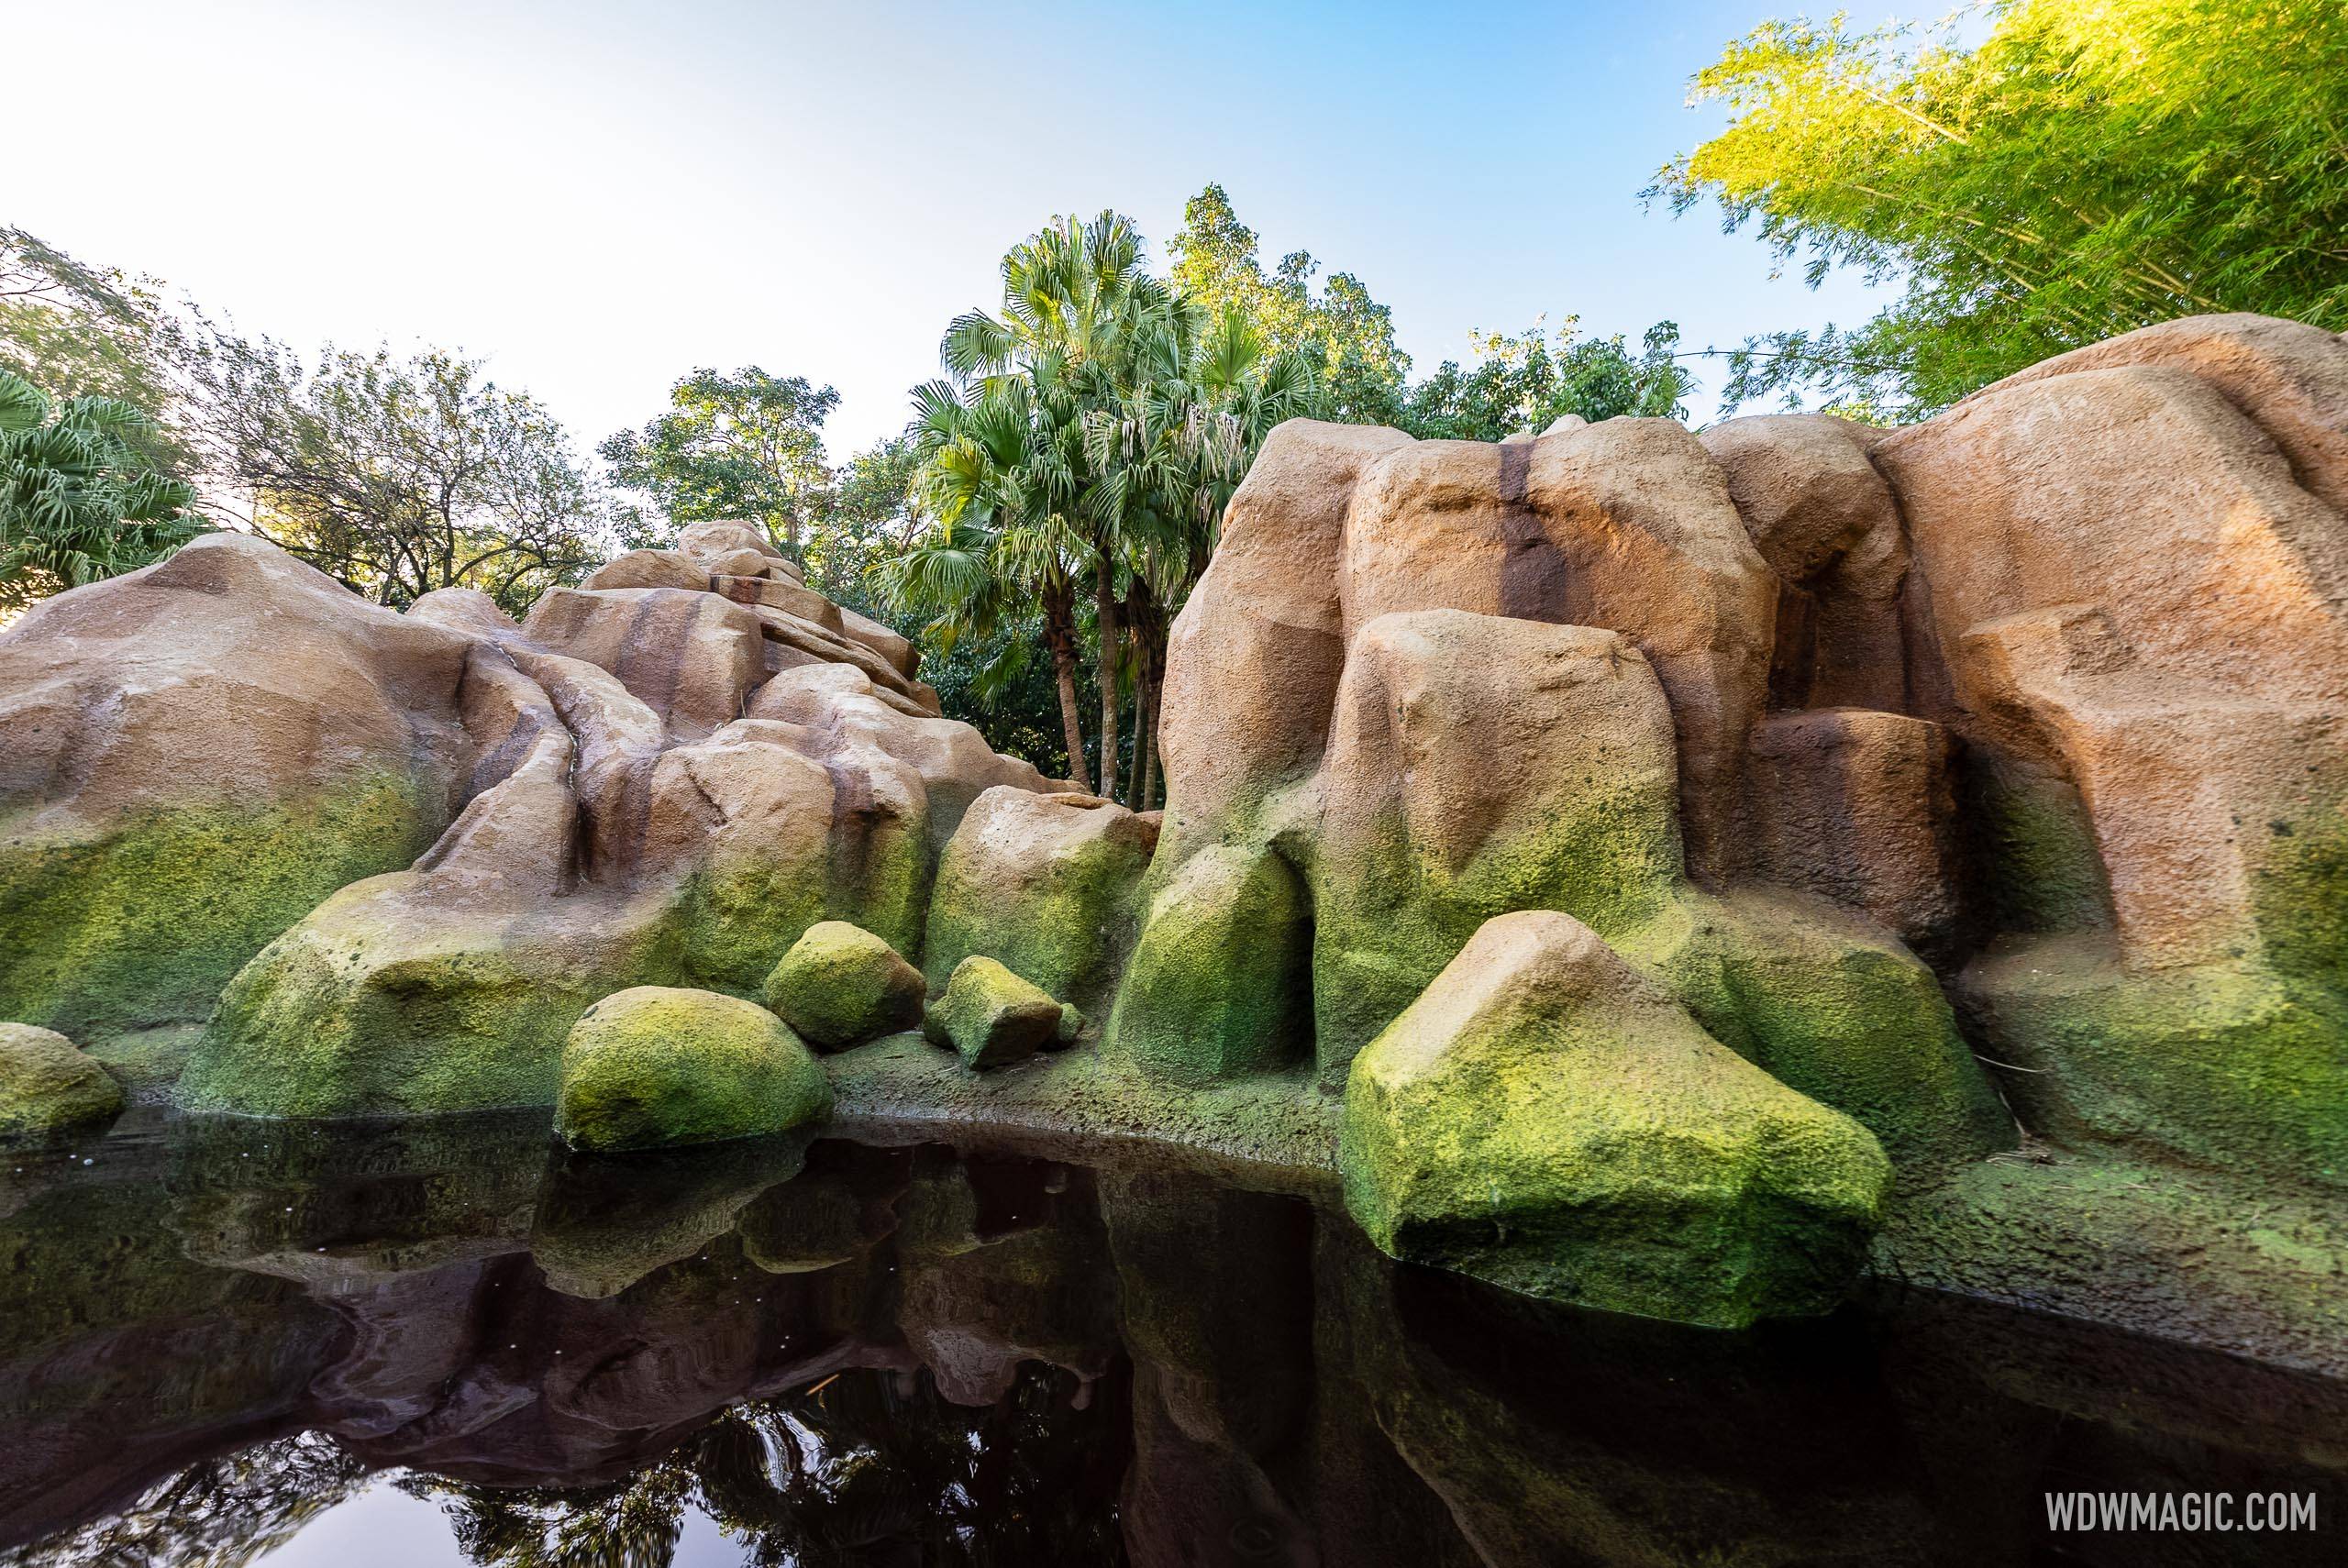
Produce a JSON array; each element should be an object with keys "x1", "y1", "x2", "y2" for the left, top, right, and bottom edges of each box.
[
  {"x1": 1311, "y1": 609, "x2": 1686, "y2": 1085},
  {"x1": 582, "y1": 549, "x2": 707, "y2": 593},
  {"x1": 521, "y1": 586, "x2": 766, "y2": 739},
  {"x1": 925, "y1": 789, "x2": 1159, "y2": 1011},
  {"x1": 1337, "y1": 420, "x2": 1776, "y2": 877},
  {"x1": 0, "y1": 534, "x2": 472, "y2": 1035},
  {"x1": 1699, "y1": 412, "x2": 1909, "y2": 713},
  {"x1": 1875, "y1": 337, "x2": 2348, "y2": 1185}
]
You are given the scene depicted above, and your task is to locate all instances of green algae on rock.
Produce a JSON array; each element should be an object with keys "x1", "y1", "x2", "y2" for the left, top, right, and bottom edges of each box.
[
  {"x1": 1340, "y1": 911, "x2": 1890, "y2": 1328},
  {"x1": 1306, "y1": 612, "x2": 1689, "y2": 1087},
  {"x1": 923, "y1": 789, "x2": 1157, "y2": 1013},
  {"x1": 177, "y1": 881, "x2": 684, "y2": 1120},
  {"x1": 554, "y1": 987, "x2": 831, "y2": 1153},
  {"x1": 761, "y1": 921, "x2": 927, "y2": 1051},
  {"x1": 0, "y1": 1022, "x2": 124, "y2": 1139},
  {"x1": 0, "y1": 778, "x2": 449, "y2": 1041},
  {"x1": 927, "y1": 956, "x2": 1062, "y2": 1071},
  {"x1": 1616, "y1": 889, "x2": 2014, "y2": 1176},
  {"x1": 1106, "y1": 842, "x2": 1312, "y2": 1085}
]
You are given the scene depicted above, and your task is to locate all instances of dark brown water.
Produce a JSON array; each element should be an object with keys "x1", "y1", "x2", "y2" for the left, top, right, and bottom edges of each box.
[{"x1": 0, "y1": 1110, "x2": 2339, "y2": 1567}]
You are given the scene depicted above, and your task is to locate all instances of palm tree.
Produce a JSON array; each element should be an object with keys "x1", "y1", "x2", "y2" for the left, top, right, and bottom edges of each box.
[
  {"x1": 0, "y1": 368, "x2": 205, "y2": 614},
  {"x1": 940, "y1": 212, "x2": 1167, "y2": 801},
  {"x1": 905, "y1": 215, "x2": 1324, "y2": 806},
  {"x1": 1081, "y1": 302, "x2": 1323, "y2": 807},
  {"x1": 888, "y1": 374, "x2": 1096, "y2": 793}
]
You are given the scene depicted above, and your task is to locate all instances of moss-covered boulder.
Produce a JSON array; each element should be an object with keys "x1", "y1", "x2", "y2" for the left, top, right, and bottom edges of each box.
[
  {"x1": 760, "y1": 921, "x2": 927, "y2": 1051},
  {"x1": 0, "y1": 1022, "x2": 124, "y2": 1138},
  {"x1": 1962, "y1": 933, "x2": 2348, "y2": 1186},
  {"x1": 640, "y1": 723, "x2": 932, "y2": 992},
  {"x1": 1107, "y1": 843, "x2": 1312, "y2": 1084},
  {"x1": 1311, "y1": 612, "x2": 1688, "y2": 1088},
  {"x1": 923, "y1": 789, "x2": 1157, "y2": 1013},
  {"x1": 1618, "y1": 889, "x2": 2014, "y2": 1176},
  {"x1": 0, "y1": 536, "x2": 474, "y2": 1037},
  {"x1": 1341, "y1": 911, "x2": 1890, "y2": 1329},
  {"x1": 554, "y1": 987, "x2": 831, "y2": 1153},
  {"x1": 178, "y1": 880, "x2": 681, "y2": 1119},
  {"x1": 926, "y1": 956, "x2": 1061, "y2": 1070}
]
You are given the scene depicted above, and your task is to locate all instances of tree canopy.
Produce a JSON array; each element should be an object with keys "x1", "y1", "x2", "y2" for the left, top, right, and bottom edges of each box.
[
  {"x1": 1651, "y1": 0, "x2": 2348, "y2": 418},
  {"x1": 599, "y1": 368, "x2": 839, "y2": 556},
  {"x1": 1168, "y1": 183, "x2": 1411, "y2": 425},
  {"x1": 885, "y1": 210, "x2": 1324, "y2": 802},
  {"x1": 0, "y1": 367, "x2": 205, "y2": 614},
  {"x1": 1397, "y1": 318, "x2": 1696, "y2": 440},
  {"x1": 1, "y1": 227, "x2": 198, "y2": 477},
  {"x1": 191, "y1": 341, "x2": 622, "y2": 613}
]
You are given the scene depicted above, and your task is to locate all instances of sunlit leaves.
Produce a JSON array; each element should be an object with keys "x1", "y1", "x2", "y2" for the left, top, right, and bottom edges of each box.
[
  {"x1": 1653, "y1": 0, "x2": 2348, "y2": 416},
  {"x1": 0, "y1": 368, "x2": 205, "y2": 614}
]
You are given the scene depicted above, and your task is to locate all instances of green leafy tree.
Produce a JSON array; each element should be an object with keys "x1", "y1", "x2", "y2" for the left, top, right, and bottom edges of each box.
[
  {"x1": 938, "y1": 212, "x2": 1171, "y2": 800},
  {"x1": 1168, "y1": 183, "x2": 1411, "y2": 425},
  {"x1": 599, "y1": 368, "x2": 837, "y2": 556},
  {"x1": 1397, "y1": 317, "x2": 1697, "y2": 441},
  {"x1": 899, "y1": 211, "x2": 1324, "y2": 803},
  {"x1": 0, "y1": 227, "x2": 195, "y2": 477},
  {"x1": 1082, "y1": 300, "x2": 1322, "y2": 804},
  {"x1": 890, "y1": 373, "x2": 1097, "y2": 790},
  {"x1": 190, "y1": 341, "x2": 620, "y2": 613},
  {"x1": 0, "y1": 368, "x2": 205, "y2": 615},
  {"x1": 1650, "y1": 0, "x2": 2348, "y2": 418}
]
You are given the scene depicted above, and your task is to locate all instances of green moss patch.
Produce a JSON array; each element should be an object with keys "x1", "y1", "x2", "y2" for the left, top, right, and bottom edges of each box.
[
  {"x1": 177, "y1": 880, "x2": 684, "y2": 1119},
  {"x1": 554, "y1": 986, "x2": 831, "y2": 1153},
  {"x1": 1962, "y1": 933, "x2": 2348, "y2": 1190},
  {"x1": 761, "y1": 921, "x2": 926, "y2": 1051},
  {"x1": 1312, "y1": 784, "x2": 1683, "y2": 1086},
  {"x1": 1107, "y1": 843, "x2": 1312, "y2": 1086},
  {"x1": 927, "y1": 955, "x2": 1061, "y2": 1070},
  {"x1": 1339, "y1": 911, "x2": 1889, "y2": 1329},
  {"x1": 0, "y1": 775, "x2": 444, "y2": 1037},
  {"x1": 1618, "y1": 889, "x2": 2013, "y2": 1178},
  {"x1": 0, "y1": 1022, "x2": 124, "y2": 1139}
]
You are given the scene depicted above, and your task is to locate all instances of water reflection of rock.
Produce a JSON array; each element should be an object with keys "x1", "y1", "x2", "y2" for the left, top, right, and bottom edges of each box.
[{"x1": 2, "y1": 1118, "x2": 2343, "y2": 1565}]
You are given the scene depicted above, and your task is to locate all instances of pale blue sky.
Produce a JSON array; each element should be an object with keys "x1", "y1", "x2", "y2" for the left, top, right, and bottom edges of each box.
[{"x1": 7, "y1": 0, "x2": 1926, "y2": 458}]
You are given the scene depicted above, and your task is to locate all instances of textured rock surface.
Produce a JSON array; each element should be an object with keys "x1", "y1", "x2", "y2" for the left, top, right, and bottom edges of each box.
[
  {"x1": 927, "y1": 955, "x2": 1061, "y2": 1070},
  {"x1": 1310, "y1": 610, "x2": 1685, "y2": 1083},
  {"x1": 761, "y1": 921, "x2": 926, "y2": 1050},
  {"x1": 581, "y1": 549, "x2": 707, "y2": 593},
  {"x1": 925, "y1": 790, "x2": 1157, "y2": 1012},
  {"x1": 0, "y1": 535, "x2": 470, "y2": 1037},
  {"x1": 0, "y1": 1022, "x2": 123, "y2": 1137},
  {"x1": 127, "y1": 533, "x2": 1057, "y2": 1121},
  {"x1": 1872, "y1": 318, "x2": 2348, "y2": 1186},
  {"x1": 1107, "y1": 842, "x2": 1312, "y2": 1085},
  {"x1": 1746, "y1": 708, "x2": 1958, "y2": 950},
  {"x1": 1340, "y1": 911, "x2": 1890, "y2": 1327},
  {"x1": 554, "y1": 986, "x2": 830, "y2": 1151},
  {"x1": 3, "y1": 312, "x2": 2341, "y2": 1341}
]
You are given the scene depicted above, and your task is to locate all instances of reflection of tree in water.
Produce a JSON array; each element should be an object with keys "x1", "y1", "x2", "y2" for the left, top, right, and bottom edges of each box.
[
  {"x1": 7, "y1": 1363, "x2": 1124, "y2": 1568},
  {"x1": 1, "y1": 1431, "x2": 370, "y2": 1568},
  {"x1": 410, "y1": 1362, "x2": 1129, "y2": 1568}
]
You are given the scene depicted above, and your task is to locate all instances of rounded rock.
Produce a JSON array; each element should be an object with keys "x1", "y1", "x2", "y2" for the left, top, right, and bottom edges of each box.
[
  {"x1": 0, "y1": 1023, "x2": 125, "y2": 1138},
  {"x1": 761, "y1": 921, "x2": 927, "y2": 1051},
  {"x1": 555, "y1": 987, "x2": 831, "y2": 1153}
]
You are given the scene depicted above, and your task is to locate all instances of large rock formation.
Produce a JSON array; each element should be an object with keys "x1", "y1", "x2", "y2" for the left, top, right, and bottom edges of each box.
[
  {"x1": 1117, "y1": 314, "x2": 2345, "y2": 1231},
  {"x1": 3, "y1": 315, "x2": 2342, "y2": 1331},
  {"x1": 0, "y1": 536, "x2": 472, "y2": 1037},
  {"x1": 0, "y1": 529, "x2": 1070, "y2": 1120}
]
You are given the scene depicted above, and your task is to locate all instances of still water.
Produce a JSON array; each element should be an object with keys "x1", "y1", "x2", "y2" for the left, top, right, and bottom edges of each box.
[{"x1": 0, "y1": 1109, "x2": 2338, "y2": 1566}]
